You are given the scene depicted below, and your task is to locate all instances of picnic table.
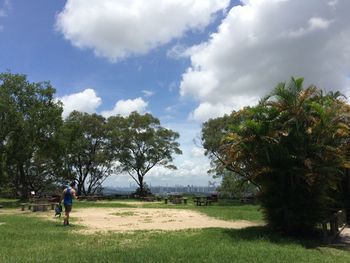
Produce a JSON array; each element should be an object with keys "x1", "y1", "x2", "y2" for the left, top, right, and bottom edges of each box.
[
  {"x1": 193, "y1": 196, "x2": 212, "y2": 206},
  {"x1": 140, "y1": 196, "x2": 156, "y2": 202},
  {"x1": 164, "y1": 195, "x2": 188, "y2": 205},
  {"x1": 21, "y1": 197, "x2": 58, "y2": 212}
]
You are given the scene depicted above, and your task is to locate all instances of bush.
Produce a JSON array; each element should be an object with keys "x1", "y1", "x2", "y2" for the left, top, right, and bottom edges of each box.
[
  {"x1": 133, "y1": 183, "x2": 152, "y2": 197},
  {"x1": 220, "y1": 78, "x2": 350, "y2": 234}
]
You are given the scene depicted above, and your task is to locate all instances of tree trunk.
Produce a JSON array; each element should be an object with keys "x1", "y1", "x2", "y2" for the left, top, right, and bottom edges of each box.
[
  {"x1": 77, "y1": 174, "x2": 83, "y2": 196},
  {"x1": 77, "y1": 182, "x2": 83, "y2": 196},
  {"x1": 18, "y1": 163, "x2": 28, "y2": 200},
  {"x1": 138, "y1": 173, "x2": 144, "y2": 196},
  {"x1": 344, "y1": 169, "x2": 350, "y2": 224}
]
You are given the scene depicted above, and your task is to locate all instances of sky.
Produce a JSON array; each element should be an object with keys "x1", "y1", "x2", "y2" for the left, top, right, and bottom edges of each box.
[{"x1": 1, "y1": 0, "x2": 350, "y2": 187}]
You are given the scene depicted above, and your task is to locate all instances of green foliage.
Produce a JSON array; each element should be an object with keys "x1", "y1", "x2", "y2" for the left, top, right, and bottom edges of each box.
[
  {"x1": 0, "y1": 72, "x2": 183, "y2": 199},
  {"x1": 62, "y1": 111, "x2": 114, "y2": 196},
  {"x1": 201, "y1": 110, "x2": 260, "y2": 201},
  {"x1": 203, "y1": 77, "x2": 350, "y2": 234},
  {"x1": 0, "y1": 72, "x2": 63, "y2": 199},
  {"x1": 107, "y1": 112, "x2": 182, "y2": 196},
  {"x1": 218, "y1": 171, "x2": 258, "y2": 199},
  {"x1": 134, "y1": 182, "x2": 152, "y2": 197}
]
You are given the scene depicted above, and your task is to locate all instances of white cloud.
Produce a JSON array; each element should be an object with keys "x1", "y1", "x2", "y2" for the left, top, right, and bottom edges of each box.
[
  {"x1": 167, "y1": 44, "x2": 191, "y2": 60},
  {"x1": 328, "y1": 0, "x2": 338, "y2": 8},
  {"x1": 286, "y1": 17, "x2": 333, "y2": 38},
  {"x1": 56, "y1": 0, "x2": 230, "y2": 62},
  {"x1": 101, "y1": 97, "x2": 148, "y2": 117},
  {"x1": 0, "y1": 0, "x2": 11, "y2": 29},
  {"x1": 58, "y1": 89, "x2": 102, "y2": 118},
  {"x1": 191, "y1": 147, "x2": 204, "y2": 158},
  {"x1": 180, "y1": 0, "x2": 350, "y2": 121},
  {"x1": 148, "y1": 159, "x2": 209, "y2": 179},
  {"x1": 0, "y1": 0, "x2": 11, "y2": 17},
  {"x1": 189, "y1": 102, "x2": 230, "y2": 122},
  {"x1": 141, "y1": 90, "x2": 154, "y2": 97}
]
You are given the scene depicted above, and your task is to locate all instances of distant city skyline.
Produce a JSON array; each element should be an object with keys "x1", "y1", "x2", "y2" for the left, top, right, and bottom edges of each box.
[
  {"x1": 103, "y1": 173, "x2": 221, "y2": 188},
  {"x1": 103, "y1": 184, "x2": 219, "y2": 196}
]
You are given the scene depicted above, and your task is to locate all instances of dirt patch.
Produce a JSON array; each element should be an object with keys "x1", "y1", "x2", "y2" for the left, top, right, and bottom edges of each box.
[{"x1": 69, "y1": 208, "x2": 262, "y2": 233}]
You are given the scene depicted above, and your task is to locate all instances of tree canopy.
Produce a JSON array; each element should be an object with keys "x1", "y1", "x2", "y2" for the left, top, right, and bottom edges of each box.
[
  {"x1": 107, "y1": 112, "x2": 182, "y2": 195},
  {"x1": 0, "y1": 72, "x2": 63, "y2": 199},
  {"x1": 202, "y1": 77, "x2": 350, "y2": 234},
  {"x1": 62, "y1": 111, "x2": 114, "y2": 196},
  {"x1": 0, "y1": 72, "x2": 183, "y2": 199}
]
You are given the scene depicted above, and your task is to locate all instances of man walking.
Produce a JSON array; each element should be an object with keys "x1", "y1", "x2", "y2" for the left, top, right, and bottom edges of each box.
[{"x1": 61, "y1": 181, "x2": 77, "y2": 226}]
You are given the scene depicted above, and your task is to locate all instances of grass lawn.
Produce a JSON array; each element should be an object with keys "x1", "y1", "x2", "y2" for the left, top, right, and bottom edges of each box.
[
  {"x1": 0, "y1": 199, "x2": 349, "y2": 262},
  {"x1": 0, "y1": 214, "x2": 349, "y2": 263}
]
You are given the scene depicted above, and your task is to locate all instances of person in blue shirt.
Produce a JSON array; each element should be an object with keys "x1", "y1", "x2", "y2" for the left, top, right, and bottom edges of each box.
[{"x1": 61, "y1": 181, "x2": 77, "y2": 226}]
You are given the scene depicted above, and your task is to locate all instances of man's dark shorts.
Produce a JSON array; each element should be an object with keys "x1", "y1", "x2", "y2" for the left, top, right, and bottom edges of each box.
[{"x1": 64, "y1": 204, "x2": 72, "y2": 213}]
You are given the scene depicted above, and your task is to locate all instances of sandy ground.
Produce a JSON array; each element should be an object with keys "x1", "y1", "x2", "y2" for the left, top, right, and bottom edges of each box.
[
  {"x1": 0, "y1": 207, "x2": 262, "y2": 233},
  {"x1": 67, "y1": 208, "x2": 261, "y2": 233}
]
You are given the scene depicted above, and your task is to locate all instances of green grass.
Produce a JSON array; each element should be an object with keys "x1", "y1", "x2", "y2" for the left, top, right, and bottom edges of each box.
[
  {"x1": 0, "y1": 214, "x2": 349, "y2": 263},
  {"x1": 113, "y1": 211, "x2": 137, "y2": 217}
]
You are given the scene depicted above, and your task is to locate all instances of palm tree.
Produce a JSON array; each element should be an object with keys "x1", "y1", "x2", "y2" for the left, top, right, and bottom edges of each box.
[{"x1": 223, "y1": 77, "x2": 350, "y2": 234}]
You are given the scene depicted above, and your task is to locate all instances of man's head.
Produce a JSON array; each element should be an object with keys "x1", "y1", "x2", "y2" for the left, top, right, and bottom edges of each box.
[{"x1": 70, "y1": 181, "x2": 76, "y2": 188}]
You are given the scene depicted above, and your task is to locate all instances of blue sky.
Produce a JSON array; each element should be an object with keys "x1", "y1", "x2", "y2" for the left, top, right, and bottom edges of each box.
[
  {"x1": 0, "y1": 0, "x2": 230, "y2": 118},
  {"x1": 1, "y1": 0, "x2": 349, "y2": 186}
]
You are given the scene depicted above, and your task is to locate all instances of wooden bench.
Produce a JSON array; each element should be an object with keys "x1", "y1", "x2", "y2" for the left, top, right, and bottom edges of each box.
[
  {"x1": 164, "y1": 196, "x2": 187, "y2": 205},
  {"x1": 206, "y1": 198, "x2": 212, "y2": 206},
  {"x1": 321, "y1": 210, "x2": 347, "y2": 243},
  {"x1": 21, "y1": 202, "x2": 57, "y2": 212},
  {"x1": 141, "y1": 196, "x2": 156, "y2": 202},
  {"x1": 172, "y1": 197, "x2": 182, "y2": 204},
  {"x1": 194, "y1": 196, "x2": 211, "y2": 206},
  {"x1": 21, "y1": 203, "x2": 28, "y2": 211}
]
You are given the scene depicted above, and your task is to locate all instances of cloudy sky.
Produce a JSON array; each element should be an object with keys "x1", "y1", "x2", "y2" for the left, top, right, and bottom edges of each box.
[{"x1": 1, "y1": 0, "x2": 349, "y2": 187}]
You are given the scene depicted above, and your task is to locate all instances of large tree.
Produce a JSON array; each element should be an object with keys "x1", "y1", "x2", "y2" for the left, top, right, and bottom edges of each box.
[
  {"x1": 202, "y1": 110, "x2": 261, "y2": 196},
  {"x1": 107, "y1": 112, "x2": 182, "y2": 196},
  {"x1": 0, "y1": 72, "x2": 63, "y2": 199},
  {"x1": 62, "y1": 111, "x2": 114, "y2": 196},
  {"x1": 204, "y1": 77, "x2": 350, "y2": 234}
]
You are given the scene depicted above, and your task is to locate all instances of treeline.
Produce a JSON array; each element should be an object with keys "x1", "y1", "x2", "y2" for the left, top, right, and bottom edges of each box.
[
  {"x1": 201, "y1": 77, "x2": 350, "y2": 233},
  {"x1": 0, "y1": 72, "x2": 181, "y2": 199}
]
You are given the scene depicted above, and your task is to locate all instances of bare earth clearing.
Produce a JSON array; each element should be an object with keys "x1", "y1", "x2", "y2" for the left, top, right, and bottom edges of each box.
[
  {"x1": 0, "y1": 206, "x2": 262, "y2": 233},
  {"x1": 69, "y1": 208, "x2": 261, "y2": 233}
]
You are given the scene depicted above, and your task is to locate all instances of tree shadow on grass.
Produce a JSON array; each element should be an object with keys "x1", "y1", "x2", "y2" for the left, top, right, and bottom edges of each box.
[{"x1": 222, "y1": 226, "x2": 327, "y2": 250}]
